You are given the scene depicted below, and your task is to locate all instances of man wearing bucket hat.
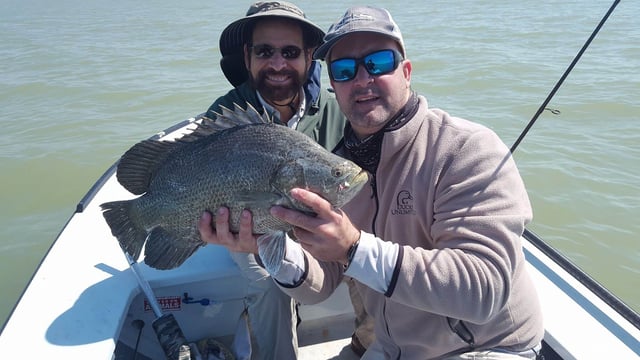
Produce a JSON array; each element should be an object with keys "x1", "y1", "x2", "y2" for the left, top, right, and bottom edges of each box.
[
  {"x1": 202, "y1": 5, "x2": 545, "y2": 359},
  {"x1": 200, "y1": 2, "x2": 347, "y2": 359},
  {"x1": 206, "y1": 1, "x2": 345, "y2": 141}
]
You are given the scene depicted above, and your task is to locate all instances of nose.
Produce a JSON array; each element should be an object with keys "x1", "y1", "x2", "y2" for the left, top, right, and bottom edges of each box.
[
  {"x1": 352, "y1": 63, "x2": 373, "y2": 85},
  {"x1": 267, "y1": 52, "x2": 288, "y2": 71}
]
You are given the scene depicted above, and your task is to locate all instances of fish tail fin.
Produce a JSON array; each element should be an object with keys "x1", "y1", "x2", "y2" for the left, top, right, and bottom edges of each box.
[
  {"x1": 144, "y1": 227, "x2": 202, "y2": 270},
  {"x1": 100, "y1": 200, "x2": 147, "y2": 260}
]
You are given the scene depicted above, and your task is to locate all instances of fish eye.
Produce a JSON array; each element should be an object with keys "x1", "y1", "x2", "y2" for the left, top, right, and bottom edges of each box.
[{"x1": 332, "y1": 169, "x2": 343, "y2": 177}]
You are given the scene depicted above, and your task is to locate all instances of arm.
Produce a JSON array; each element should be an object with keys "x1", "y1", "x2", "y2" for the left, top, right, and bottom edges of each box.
[{"x1": 270, "y1": 189, "x2": 399, "y2": 299}]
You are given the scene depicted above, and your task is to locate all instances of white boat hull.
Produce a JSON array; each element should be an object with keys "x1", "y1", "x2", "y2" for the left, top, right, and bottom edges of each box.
[{"x1": 1, "y1": 117, "x2": 638, "y2": 359}]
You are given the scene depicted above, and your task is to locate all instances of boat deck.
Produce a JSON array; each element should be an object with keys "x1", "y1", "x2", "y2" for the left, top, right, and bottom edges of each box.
[{"x1": 298, "y1": 283, "x2": 359, "y2": 359}]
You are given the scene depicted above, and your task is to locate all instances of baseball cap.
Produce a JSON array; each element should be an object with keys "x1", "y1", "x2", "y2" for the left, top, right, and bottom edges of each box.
[{"x1": 313, "y1": 6, "x2": 405, "y2": 61}]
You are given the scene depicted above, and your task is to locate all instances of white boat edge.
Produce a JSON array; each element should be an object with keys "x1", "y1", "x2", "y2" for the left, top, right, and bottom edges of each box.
[{"x1": 0, "y1": 116, "x2": 638, "y2": 359}]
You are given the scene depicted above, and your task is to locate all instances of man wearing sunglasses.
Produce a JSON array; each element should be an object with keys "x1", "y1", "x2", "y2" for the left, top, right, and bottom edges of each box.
[
  {"x1": 206, "y1": 1, "x2": 345, "y2": 138},
  {"x1": 201, "y1": 5, "x2": 545, "y2": 360},
  {"x1": 200, "y1": 2, "x2": 347, "y2": 359}
]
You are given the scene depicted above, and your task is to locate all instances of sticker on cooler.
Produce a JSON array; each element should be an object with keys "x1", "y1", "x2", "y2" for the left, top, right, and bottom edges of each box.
[{"x1": 144, "y1": 296, "x2": 182, "y2": 312}]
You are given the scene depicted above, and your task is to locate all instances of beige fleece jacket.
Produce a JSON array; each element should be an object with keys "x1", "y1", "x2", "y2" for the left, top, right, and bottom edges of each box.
[{"x1": 279, "y1": 95, "x2": 544, "y2": 359}]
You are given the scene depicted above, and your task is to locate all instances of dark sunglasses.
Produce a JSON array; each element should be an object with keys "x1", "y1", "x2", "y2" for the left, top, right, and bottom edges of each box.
[
  {"x1": 329, "y1": 49, "x2": 404, "y2": 82},
  {"x1": 249, "y1": 44, "x2": 303, "y2": 60}
]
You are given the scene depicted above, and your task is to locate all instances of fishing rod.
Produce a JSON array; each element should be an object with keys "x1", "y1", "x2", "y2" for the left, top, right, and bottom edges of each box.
[
  {"x1": 511, "y1": 0, "x2": 640, "y2": 330},
  {"x1": 124, "y1": 252, "x2": 192, "y2": 359},
  {"x1": 510, "y1": 0, "x2": 621, "y2": 153}
]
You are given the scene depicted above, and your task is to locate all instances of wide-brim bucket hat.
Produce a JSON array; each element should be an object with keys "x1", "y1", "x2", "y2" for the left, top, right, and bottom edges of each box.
[{"x1": 219, "y1": 1, "x2": 325, "y2": 87}]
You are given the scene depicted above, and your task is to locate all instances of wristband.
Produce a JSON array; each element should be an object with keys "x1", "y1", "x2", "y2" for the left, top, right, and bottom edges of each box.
[{"x1": 344, "y1": 238, "x2": 360, "y2": 271}]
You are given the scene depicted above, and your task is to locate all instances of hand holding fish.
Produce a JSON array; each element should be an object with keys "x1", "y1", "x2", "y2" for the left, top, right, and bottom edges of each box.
[
  {"x1": 198, "y1": 208, "x2": 259, "y2": 254},
  {"x1": 270, "y1": 188, "x2": 361, "y2": 265}
]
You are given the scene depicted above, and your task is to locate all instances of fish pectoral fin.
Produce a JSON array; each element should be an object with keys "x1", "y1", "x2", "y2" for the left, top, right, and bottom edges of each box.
[
  {"x1": 117, "y1": 139, "x2": 182, "y2": 195},
  {"x1": 143, "y1": 227, "x2": 203, "y2": 270},
  {"x1": 256, "y1": 231, "x2": 287, "y2": 276}
]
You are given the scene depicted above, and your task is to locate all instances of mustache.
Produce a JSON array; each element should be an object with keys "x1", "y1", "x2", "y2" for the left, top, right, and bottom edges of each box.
[
  {"x1": 258, "y1": 68, "x2": 298, "y2": 79},
  {"x1": 350, "y1": 88, "x2": 380, "y2": 100}
]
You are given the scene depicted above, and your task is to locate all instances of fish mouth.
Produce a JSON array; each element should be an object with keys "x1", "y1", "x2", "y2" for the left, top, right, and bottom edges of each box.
[
  {"x1": 332, "y1": 170, "x2": 368, "y2": 208},
  {"x1": 339, "y1": 170, "x2": 369, "y2": 193}
]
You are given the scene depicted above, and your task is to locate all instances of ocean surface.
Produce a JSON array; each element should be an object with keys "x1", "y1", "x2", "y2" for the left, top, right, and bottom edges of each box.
[{"x1": 1, "y1": 0, "x2": 638, "y2": 327}]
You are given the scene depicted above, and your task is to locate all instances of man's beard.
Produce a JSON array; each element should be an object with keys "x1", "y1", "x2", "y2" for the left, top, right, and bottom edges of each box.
[{"x1": 250, "y1": 69, "x2": 304, "y2": 103}]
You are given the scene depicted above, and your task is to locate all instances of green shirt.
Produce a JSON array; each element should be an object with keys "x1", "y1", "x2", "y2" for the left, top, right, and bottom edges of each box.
[{"x1": 205, "y1": 81, "x2": 346, "y2": 152}]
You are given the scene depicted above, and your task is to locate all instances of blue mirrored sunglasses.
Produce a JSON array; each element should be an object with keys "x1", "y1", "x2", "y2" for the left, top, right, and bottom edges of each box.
[{"x1": 329, "y1": 49, "x2": 404, "y2": 82}]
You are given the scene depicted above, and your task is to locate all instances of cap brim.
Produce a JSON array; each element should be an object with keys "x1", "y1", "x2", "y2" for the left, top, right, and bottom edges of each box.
[
  {"x1": 313, "y1": 29, "x2": 405, "y2": 61},
  {"x1": 313, "y1": 33, "x2": 348, "y2": 61}
]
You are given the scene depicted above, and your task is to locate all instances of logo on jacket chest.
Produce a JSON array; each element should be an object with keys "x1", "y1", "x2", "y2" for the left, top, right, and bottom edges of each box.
[{"x1": 391, "y1": 190, "x2": 416, "y2": 216}]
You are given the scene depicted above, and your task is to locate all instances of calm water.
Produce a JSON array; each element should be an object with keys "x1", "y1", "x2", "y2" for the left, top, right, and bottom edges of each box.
[{"x1": 1, "y1": 0, "x2": 638, "y2": 326}]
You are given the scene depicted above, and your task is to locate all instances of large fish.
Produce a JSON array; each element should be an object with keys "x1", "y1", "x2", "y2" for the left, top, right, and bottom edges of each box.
[{"x1": 100, "y1": 104, "x2": 368, "y2": 270}]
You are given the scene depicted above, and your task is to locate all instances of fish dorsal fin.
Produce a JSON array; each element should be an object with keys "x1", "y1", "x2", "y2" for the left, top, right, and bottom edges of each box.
[
  {"x1": 116, "y1": 139, "x2": 180, "y2": 195},
  {"x1": 214, "y1": 102, "x2": 272, "y2": 127},
  {"x1": 117, "y1": 103, "x2": 271, "y2": 194},
  {"x1": 185, "y1": 103, "x2": 272, "y2": 140}
]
